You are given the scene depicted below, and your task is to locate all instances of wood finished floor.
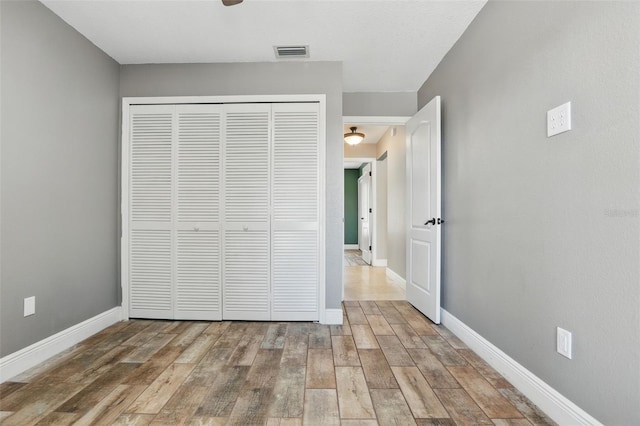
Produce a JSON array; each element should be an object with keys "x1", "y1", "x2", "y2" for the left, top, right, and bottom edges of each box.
[
  {"x1": 0, "y1": 301, "x2": 555, "y2": 426},
  {"x1": 344, "y1": 251, "x2": 405, "y2": 301},
  {"x1": 344, "y1": 250, "x2": 368, "y2": 266}
]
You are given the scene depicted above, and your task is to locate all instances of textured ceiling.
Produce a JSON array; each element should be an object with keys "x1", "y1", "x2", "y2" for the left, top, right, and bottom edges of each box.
[{"x1": 41, "y1": 0, "x2": 486, "y2": 92}]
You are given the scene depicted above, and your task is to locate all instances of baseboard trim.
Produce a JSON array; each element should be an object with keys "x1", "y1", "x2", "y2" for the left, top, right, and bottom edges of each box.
[
  {"x1": 386, "y1": 267, "x2": 406, "y2": 286},
  {"x1": 372, "y1": 259, "x2": 387, "y2": 267},
  {"x1": 323, "y1": 309, "x2": 343, "y2": 325},
  {"x1": 0, "y1": 307, "x2": 123, "y2": 383},
  {"x1": 440, "y1": 309, "x2": 602, "y2": 426},
  {"x1": 344, "y1": 244, "x2": 359, "y2": 250}
]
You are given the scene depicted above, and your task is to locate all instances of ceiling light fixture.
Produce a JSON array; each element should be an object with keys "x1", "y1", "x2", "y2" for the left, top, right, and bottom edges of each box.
[{"x1": 344, "y1": 126, "x2": 365, "y2": 146}]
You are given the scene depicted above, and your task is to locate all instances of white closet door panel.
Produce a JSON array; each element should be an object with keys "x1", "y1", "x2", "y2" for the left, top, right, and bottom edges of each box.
[
  {"x1": 223, "y1": 104, "x2": 271, "y2": 224},
  {"x1": 129, "y1": 105, "x2": 175, "y2": 319},
  {"x1": 271, "y1": 103, "x2": 320, "y2": 320},
  {"x1": 175, "y1": 229, "x2": 221, "y2": 320},
  {"x1": 271, "y1": 230, "x2": 318, "y2": 320},
  {"x1": 130, "y1": 106, "x2": 174, "y2": 222},
  {"x1": 223, "y1": 230, "x2": 270, "y2": 320},
  {"x1": 130, "y1": 229, "x2": 173, "y2": 318},
  {"x1": 175, "y1": 105, "x2": 222, "y2": 320},
  {"x1": 177, "y1": 106, "x2": 222, "y2": 224},
  {"x1": 272, "y1": 105, "x2": 319, "y2": 225}
]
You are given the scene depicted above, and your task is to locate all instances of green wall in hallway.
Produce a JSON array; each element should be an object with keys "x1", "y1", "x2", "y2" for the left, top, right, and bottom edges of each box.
[{"x1": 344, "y1": 169, "x2": 359, "y2": 245}]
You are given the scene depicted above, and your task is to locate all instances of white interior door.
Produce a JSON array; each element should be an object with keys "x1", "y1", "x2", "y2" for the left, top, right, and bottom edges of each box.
[
  {"x1": 222, "y1": 104, "x2": 271, "y2": 321},
  {"x1": 271, "y1": 103, "x2": 320, "y2": 320},
  {"x1": 406, "y1": 96, "x2": 442, "y2": 324},
  {"x1": 358, "y1": 163, "x2": 372, "y2": 264},
  {"x1": 124, "y1": 98, "x2": 323, "y2": 323},
  {"x1": 127, "y1": 104, "x2": 224, "y2": 320},
  {"x1": 174, "y1": 105, "x2": 222, "y2": 320},
  {"x1": 128, "y1": 105, "x2": 175, "y2": 319}
]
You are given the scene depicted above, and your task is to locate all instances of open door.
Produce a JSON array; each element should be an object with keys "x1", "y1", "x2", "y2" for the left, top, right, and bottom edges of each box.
[
  {"x1": 406, "y1": 96, "x2": 442, "y2": 324},
  {"x1": 358, "y1": 163, "x2": 372, "y2": 264}
]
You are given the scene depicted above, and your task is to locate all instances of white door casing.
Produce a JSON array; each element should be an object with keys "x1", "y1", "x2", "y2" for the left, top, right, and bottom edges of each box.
[
  {"x1": 405, "y1": 96, "x2": 442, "y2": 324},
  {"x1": 358, "y1": 163, "x2": 372, "y2": 264}
]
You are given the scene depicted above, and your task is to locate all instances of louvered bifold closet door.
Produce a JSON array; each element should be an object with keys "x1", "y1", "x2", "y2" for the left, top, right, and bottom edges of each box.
[
  {"x1": 128, "y1": 105, "x2": 175, "y2": 319},
  {"x1": 271, "y1": 103, "x2": 320, "y2": 321},
  {"x1": 222, "y1": 104, "x2": 271, "y2": 320},
  {"x1": 175, "y1": 105, "x2": 223, "y2": 320}
]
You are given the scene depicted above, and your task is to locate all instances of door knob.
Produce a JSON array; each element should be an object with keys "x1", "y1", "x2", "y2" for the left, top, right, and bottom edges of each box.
[{"x1": 425, "y1": 218, "x2": 436, "y2": 226}]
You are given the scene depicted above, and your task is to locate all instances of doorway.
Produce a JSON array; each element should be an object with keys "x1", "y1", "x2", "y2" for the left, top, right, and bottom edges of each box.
[{"x1": 343, "y1": 119, "x2": 409, "y2": 301}]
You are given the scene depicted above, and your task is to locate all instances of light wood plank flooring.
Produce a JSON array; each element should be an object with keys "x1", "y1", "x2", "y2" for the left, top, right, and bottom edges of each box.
[
  {"x1": 0, "y1": 301, "x2": 554, "y2": 425},
  {"x1": 344, "y1": 250, "x2": 368, "y2": 266},
  {"x1": 344, "y1": 250, "x2": 405, "y2": 301}
]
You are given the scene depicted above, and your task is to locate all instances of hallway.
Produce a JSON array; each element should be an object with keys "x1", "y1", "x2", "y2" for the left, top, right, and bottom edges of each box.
[{"x1": 344, "y1": 250, "x2": 405, "y2": 301}]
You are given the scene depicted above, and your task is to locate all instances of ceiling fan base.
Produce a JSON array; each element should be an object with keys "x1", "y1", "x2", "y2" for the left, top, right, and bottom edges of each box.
[{"x1": 222, "y1": 0, "x2": 243, "y2": 6}]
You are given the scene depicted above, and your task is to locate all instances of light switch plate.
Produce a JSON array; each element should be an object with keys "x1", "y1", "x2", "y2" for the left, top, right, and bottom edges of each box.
[
  {"x1": 24, "y1": 296, "x2": 35, "y2": 317},
  {"x1": 557, "y1": 327, "x2": 572, "y2": 359},
  {"x1": 547, "y1": 102, "x2": 572, "y2": 137}
]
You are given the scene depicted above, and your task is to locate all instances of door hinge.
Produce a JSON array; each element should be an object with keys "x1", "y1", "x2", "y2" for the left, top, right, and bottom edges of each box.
[
  {"x1": 369, "y1": 208, "x2": 372, "y2": 213},
  {"x1": 369, "y1": 245, "x2": 372, "y2": 251},
  {"x1": 369, "y1": 171, "x2": 372, "y2": 176}
]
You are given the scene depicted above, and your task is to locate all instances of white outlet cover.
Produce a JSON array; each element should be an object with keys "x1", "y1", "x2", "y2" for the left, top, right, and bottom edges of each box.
[
  {"x1": 557, "y1": 326, "x2": 572, "y2": 359},
  {"x1": 547, "y1": 102, "x2": 572, "y2": 137},
  {"x1": 24, "y1": 296, "x2": 36, "y2": 317}
]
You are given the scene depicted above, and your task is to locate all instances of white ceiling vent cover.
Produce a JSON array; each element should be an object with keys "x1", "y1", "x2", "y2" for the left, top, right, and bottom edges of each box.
[{"x1": 274, "y1": 45, "x2": 309, "y2": 59}]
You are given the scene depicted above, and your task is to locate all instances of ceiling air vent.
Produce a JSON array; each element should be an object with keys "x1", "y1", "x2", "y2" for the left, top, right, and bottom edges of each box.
[{"x1": 274, "y1": 45, "x2": 309, "y2": 59}]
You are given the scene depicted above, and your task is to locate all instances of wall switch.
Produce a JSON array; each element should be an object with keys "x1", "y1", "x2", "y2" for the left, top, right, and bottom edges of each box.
[
  {"x1": 547, "y1": 102, "x2": 572, "y2": 137},
  {"x1": 24, "y1": 296, "x2": 36, "y2": 317},
  {"x1": 557, "y1": 327, "x2": 572, "y2": 359}
]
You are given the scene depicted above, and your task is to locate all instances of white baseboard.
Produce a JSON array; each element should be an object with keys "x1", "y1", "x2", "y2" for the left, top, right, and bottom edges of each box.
[
  {"x1": 344, "y1": 244, "x2": 359, "y2": 250},
  {"x1": 0, "y1": 307, "x2": 123, "y2": 383},
  {"x1": 386, "y1": 267, "x2": 406, "y2": 286},
  {"x1": 323, "y1": 309, "x2": 343, "y2": 325},
  {"x1": 440, "y1": 309, "x2": 602, "y2": 426},
  {"x1": 372, "y1": 259, "x2": 387, "y2": 267}
]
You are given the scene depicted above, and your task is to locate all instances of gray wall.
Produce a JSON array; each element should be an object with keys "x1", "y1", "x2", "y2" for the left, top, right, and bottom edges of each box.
[
  {"x1": 376, "y1": 126, "x2": 407, "y2": 278},
  {"x1": 0, "y1": 1, "x2": 120, "y2": 356},
  {"x1": 343, "y1": 92, "x2": 416, "y2": 117},
  {"x1": 120, "y1": 62, "x2": 344, "y2": 310},
  {"x1": 375, "y1": 157, "x2": 387, "y2": 260},
  {"x1": 418, "y1": 1, "x2": 640, "y2": 424}
]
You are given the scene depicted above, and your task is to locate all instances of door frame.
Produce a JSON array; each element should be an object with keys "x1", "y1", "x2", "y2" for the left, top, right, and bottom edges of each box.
[
  {"x1": 342, "y1": 116, "x2": 411, "y2": 300},
  {"x1": 357, "y1": 163, "x2": 372, "y2": 264},
  {"x1": 344, "y1": 157, "x2": 377, "y2": 263},
  {"x1": 122, "y1": 95, "x2": 327, "y2": 322}
]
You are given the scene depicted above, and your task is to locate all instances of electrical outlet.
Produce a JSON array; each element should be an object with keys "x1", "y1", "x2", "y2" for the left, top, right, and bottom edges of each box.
[
  {"x1": 24, "y1": 296, "x2": 35, "y2": 317},
  {"x1": 557, "y1": 327, "x2": 572, "y2": 359},
  {"x1": 547, "y1": 102, "x2": 572, "y2": 137}
]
